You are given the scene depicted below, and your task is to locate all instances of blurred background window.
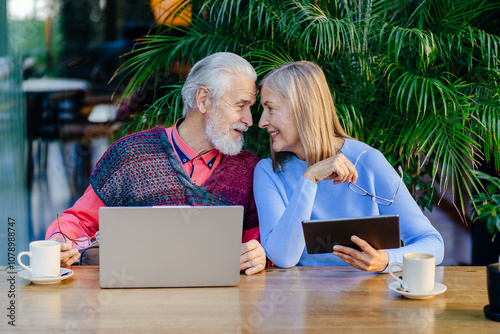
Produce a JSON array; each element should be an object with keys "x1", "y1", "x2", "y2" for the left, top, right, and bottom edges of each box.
[
  {"x1": 9, "y1": 0, "x2": 154, "y2": 91},
  {"x1": 1, "y1": 0, "x2": 158, "y2": 250}
]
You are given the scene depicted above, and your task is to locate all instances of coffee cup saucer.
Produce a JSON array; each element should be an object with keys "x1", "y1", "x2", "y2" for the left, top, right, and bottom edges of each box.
[
  {"x1": 484, "y1": 305, "x2": 500, "y2": 322},
  {"x1": 18, "y1": 268, "x2": 74, "y2": 284},
  {"x1": 389, "y1": 281, "x2": 447, "y2": 299}
]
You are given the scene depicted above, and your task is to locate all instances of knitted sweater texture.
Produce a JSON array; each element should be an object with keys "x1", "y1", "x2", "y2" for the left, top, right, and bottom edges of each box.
[{"x1": 90, "y1": 126, "x2": 259, "y2": 230}]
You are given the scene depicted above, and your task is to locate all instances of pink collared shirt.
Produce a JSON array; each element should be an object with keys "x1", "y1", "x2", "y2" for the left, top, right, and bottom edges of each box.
[
  {"x1": 165, "y1": 120, "x2": 222, "y2": 185},
  {"x1": 46, "y1": 125, "x2": 259, "y2": 247}
]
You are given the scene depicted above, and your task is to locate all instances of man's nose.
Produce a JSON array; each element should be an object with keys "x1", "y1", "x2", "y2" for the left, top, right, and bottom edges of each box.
[{"x1": 242, "y1": 107, "x2": 253, "y2": 127}]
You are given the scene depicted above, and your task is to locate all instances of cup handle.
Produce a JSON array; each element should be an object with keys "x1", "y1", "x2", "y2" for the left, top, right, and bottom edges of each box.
[
  {"x1": 389, "y1": 262, "x2": 404, "y2": 286},
  {"x1": 17, "y1": 251, "x2": 32, "y2": 274}
]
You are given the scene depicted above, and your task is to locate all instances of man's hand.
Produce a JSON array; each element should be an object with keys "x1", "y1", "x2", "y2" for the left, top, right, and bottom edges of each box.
[
  {"x1": 332, "y1": 235, "x2": 389, "y2": 272},
  {"x1": 49, "y1": 237, "x2": 80, "y2": 267},
  {"x1": 240, "y1": 239, "x2": 266, "y2": 275}
]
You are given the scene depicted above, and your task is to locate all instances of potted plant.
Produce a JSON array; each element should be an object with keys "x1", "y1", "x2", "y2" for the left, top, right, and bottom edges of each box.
[
  {"x1": 486, "y1": 261, "x2": 500, "y2": 321},
  {"x1": 471, "y1": 170, "x2": 500, "y2": 321},
  {"x1": 472, "y1": 170, "x2": 500, "y2": 239},
  {"x1": 471, "y1": 170, "x2": 500, "y2": 262}
]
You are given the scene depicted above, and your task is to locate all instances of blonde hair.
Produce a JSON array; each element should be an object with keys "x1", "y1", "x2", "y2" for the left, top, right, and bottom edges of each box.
[{"x1": 259, "y1": 61, "x2": 351, "y2": 171}]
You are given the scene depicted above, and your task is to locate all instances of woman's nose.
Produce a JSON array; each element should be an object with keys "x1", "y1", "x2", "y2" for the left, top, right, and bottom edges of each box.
[{"x1": 258, "y1": 111, "x2": 269, "y2": 128}]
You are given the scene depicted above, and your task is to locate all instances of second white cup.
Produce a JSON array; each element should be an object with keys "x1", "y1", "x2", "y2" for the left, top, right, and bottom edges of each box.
[
  {"x1": 17, "y1": 240, "x2": 61, "y2": 278},
  {"x1": 389, "y1": 253, "x2": 435, "y2": 293}
]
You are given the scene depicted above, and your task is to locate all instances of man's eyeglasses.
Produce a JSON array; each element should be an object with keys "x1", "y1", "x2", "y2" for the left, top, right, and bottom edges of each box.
[
  {"x1": 57, "y1": 214, "x2": 99, "y2": 250},
  {"x1": 347, "y1": 151, "x2": 403, "y2": 206}
]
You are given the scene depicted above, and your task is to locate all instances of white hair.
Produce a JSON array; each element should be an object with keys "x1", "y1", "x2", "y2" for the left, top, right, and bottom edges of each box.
[{"x1": 181, "y1": 52, "x2": 257, "y2": 116}]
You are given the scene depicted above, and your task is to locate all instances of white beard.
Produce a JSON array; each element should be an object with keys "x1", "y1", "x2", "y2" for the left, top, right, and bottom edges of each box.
[{"x1": 205, "y1": 109, "x2": 247, "y2": 156}]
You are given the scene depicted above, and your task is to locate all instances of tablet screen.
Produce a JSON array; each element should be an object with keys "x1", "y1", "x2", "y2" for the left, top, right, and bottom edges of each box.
[{"x1": 302, "y1": 215, "x2": 400, "y2": 254}]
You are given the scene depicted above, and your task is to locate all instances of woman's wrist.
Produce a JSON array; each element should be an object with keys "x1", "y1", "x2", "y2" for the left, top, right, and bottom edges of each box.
[{"x1": 302, "y1": 170, "x2": 319, "y2": 184}]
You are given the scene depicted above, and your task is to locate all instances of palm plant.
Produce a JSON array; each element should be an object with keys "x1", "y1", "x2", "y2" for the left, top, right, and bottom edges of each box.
[
  {"x1": 115, "y1": 0, "x2": 500, "y2": 218},
  {"x1": 471, "y1": 171, "x2": 500, "y2": 242}
]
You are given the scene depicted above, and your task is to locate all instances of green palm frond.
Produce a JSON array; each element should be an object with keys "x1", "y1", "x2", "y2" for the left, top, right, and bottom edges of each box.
[
  {"x1": 336, "y1": 104, "x2": 364, "y2": 139},
  {"x1": 429, "y1": 0, "x2": 500, "y2": 31},
  {"x1": 202, "y1": 0, "x2": 242, "y2": 26},
  {"x1": 373, "y1": 0, "x2": 498, "y2": 31},
  {"x1": 247, "y1": 47, "x2": 295, "y2": 76},
  {"x1": 471, "y1": 171, "x2": 500, "y2": 239},
  {"x1": 437, "y1": 26, "x2": 500, "y2": 74},
  {"x1": 473, "y1": 28, "x2": 500, "y2": 70},
  {"x1": 114, "y1": 30, "x2": 188, "y2": 99},
  {"x1": 381, "y1": 25, "x2": 438, "y2": 70},
  {"x1": 388, "y1": 70, "x2": 466, "y2": 117},
  {"x1": 280, "y1": 1, "x2": 362, "y2": 58},
  {"x1": 469, "y1": 92, "x2": 500, "y2": 169},
  {"x1": 395, "y1": 110, "x2": 481, "y2": 218},
  {"x1": 117, "y1": 2, "x2": 284, "y2": 99}
]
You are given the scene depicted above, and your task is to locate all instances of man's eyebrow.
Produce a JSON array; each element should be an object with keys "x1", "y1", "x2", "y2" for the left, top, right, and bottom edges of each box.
[{"x1": 237, "y1": 98, "x2": 256, "y2": 105}]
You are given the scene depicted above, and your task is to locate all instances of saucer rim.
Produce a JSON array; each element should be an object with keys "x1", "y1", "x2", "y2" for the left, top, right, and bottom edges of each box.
[
  {"x1": 484, "y1": 305, "x2": 500, "y2": 322},
  {"x1": 388, "y1": 281, "x2": 447, "y2": 299},
  {"x1": 18, "y1": 268, "x2": 74, "y2": 284}
]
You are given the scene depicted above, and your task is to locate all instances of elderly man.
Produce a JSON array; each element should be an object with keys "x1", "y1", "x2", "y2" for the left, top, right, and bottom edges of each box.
[{"x1": 45, "y1": 52, "x2": 266, "y2": 275}]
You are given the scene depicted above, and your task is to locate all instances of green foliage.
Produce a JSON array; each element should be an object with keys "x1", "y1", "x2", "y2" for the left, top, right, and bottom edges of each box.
[
  {"x1": 115, "y1": 0, "x2": 500, "y2": 218},
  {"x1": 471, "y1": 171, "x2": 500, "y2": 241}
]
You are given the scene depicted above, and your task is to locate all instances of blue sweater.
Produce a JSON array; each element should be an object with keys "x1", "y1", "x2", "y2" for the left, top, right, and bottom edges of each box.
[{"x1": 253, "y1": 139, "x2": 444, "y2": 270}]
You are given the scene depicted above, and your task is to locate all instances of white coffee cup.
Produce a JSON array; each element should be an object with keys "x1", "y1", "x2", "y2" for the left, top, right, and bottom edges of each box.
[
  {"x1": 389, "y1": 253, "x2": 435, "y2": 293},
  {"x1": 17, "y1": 240, "x2": 61, "y2": 278}
]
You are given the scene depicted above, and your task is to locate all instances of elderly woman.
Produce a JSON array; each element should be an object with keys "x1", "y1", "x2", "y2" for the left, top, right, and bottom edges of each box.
[{"x1": 254, "y1": 61, "x2": 444, "y2": 272}]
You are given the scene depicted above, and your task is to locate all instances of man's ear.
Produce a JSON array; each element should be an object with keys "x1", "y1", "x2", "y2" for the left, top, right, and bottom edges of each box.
[{"x1": 195, "y1": 86, "x2": 211, "y2": 114}]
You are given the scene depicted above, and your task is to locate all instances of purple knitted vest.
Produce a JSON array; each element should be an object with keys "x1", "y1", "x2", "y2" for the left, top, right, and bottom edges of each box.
[{"x1": 90, "y1": 126, "x2": 260, "y2": 230}]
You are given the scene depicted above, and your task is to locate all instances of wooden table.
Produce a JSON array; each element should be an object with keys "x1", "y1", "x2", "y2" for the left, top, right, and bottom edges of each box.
[{"x1": 1, "y1": 266, "x2": 498, "y2": 333}]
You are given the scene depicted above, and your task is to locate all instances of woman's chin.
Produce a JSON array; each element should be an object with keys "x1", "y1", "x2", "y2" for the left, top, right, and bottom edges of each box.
[{"x1": 271, "y1": 144, "x2": 283, "y2": 153}]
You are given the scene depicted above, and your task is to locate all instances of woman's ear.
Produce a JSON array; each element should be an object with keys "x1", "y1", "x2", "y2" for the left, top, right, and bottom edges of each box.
[{"x1": 195, "y1": 86, "x2": 211, "y2": 114}]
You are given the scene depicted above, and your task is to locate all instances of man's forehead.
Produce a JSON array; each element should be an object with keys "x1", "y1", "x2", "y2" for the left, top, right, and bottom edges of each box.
[{"x1": 226, "y1": 78, "x2": 257, "y2": 101}]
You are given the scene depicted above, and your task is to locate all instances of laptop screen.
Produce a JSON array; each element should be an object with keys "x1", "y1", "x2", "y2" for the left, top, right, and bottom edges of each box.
[{"x1": 99, "y1": 206, "x2": 244, "y2": 288}]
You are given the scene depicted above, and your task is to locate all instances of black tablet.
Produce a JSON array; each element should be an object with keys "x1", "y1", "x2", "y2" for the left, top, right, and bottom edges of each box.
[{"x1": 302, "y1": 215, "x2": 400, "y2": 254}]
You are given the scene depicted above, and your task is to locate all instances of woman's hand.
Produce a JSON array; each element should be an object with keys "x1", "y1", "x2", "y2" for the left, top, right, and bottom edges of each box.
[
  {"x1": 49, "y1": 237, "x2": 80, "y2": 267},
  {"x1": 303, "y1": 153, "x2": 358, "y2": 184},
  {"x1": 332, "y1": 235, "x2": 389, "y2": 272}
]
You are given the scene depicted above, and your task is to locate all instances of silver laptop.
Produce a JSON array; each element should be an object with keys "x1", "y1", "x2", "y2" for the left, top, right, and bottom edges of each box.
[{"x1": 99, "y1": 206, "x2": 243, "y2": 288}]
